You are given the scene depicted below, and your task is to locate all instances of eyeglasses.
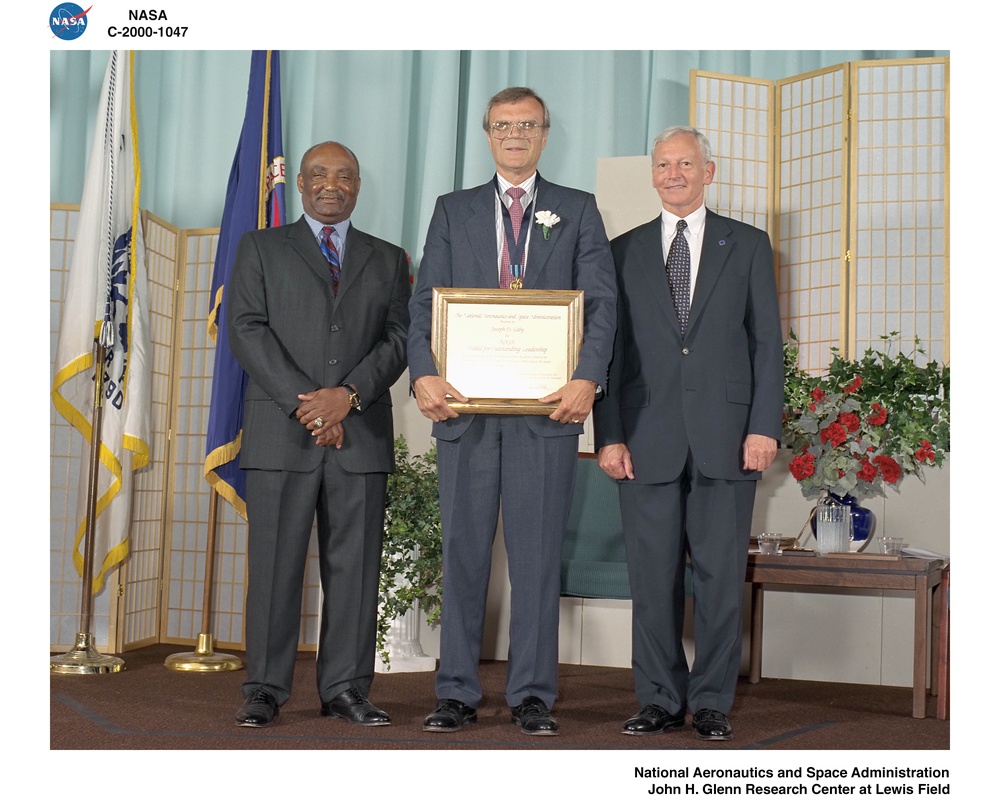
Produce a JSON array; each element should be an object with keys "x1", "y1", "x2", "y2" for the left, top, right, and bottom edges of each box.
[{"x1": 489, "y1": 120, "x2": 546, "y2": 139}]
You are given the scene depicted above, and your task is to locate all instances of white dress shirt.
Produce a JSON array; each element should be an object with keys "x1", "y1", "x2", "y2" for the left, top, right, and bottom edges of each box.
[
  {"x1": 660, "y1": 203, "x2": 707, "y2": 306},
  {"x1": 494, "y1": 172, "x2": 537, "y2": 280}
]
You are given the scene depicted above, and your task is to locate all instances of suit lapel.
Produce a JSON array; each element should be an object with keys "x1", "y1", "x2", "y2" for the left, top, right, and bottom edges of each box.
[
  {"x1": 688, "y1": 210, "x2": 734, "y2": 333},
  {"x1": 336, "y1": 226, "x2": 372, "y2": 307},
  {"x1": 629, "y1": 217, "x2": 679, "y2": 333},
  {"x1": 467, "y1": 183, "x2": 500, "y2": 287},
  {"x1": 523, "y1": 174, "x2": 557, "y2": 289},
  {"x1": 287, "y1": 216, "x2": 336, "y2": 288}
]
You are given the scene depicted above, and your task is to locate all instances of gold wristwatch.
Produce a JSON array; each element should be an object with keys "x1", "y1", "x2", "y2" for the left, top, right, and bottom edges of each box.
[{"x1": 343, "y1": 384, "x2": 361, "y2": 411}]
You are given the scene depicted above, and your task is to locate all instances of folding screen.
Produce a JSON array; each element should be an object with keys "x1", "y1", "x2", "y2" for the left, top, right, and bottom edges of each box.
[{"x1": 693, "y1": 57, "x2": 948, "y2": 373}]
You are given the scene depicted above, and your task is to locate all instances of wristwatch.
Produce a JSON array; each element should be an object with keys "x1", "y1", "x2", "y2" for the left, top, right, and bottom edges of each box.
[{"x1": 343, "y1": 384, "x2": 361, "y2": 411}]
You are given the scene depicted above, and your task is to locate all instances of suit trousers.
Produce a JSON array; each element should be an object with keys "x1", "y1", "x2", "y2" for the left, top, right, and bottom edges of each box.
[
  {"x1": 619, "y1": 452, "x2": 755, "y2": 715},
  {"x1": 242, "y1": 450, "x2": 386, "y2": 705},
  {"x1": 434, "y1": 415, "x2": 578, "y2": 710}
]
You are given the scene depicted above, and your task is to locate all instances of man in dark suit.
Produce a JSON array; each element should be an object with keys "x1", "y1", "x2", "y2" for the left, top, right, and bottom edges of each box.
[
  {"x1": 594, "y1": 126, "x2": 783, "y2": 741},
  {"x1": 227, "y1": 141, "x2": 410, "y2": 728},
  {"x1": 407, "y1": 87, "x2": 616, "y2": 736}
]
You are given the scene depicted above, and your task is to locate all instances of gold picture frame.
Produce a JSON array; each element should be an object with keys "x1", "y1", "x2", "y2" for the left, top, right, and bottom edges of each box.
[{"x1": 430, "y1": 287, "x2": 584, "y2": 414}]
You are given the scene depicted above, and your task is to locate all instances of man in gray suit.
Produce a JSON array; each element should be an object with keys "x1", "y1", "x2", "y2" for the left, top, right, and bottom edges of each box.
[
  {"x1": 227, "y1": 141, "x2": 410, "y2": 728},
  {"x1": 408, "y1": 87, "x2": 616, "y2": 736},
  {"x1": 594, "y1": 126, "x2": 783, "y2": 741}
]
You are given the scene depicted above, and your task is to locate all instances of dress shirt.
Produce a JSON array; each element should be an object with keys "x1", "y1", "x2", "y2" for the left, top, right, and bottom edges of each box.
[
  {"x1": 303, "y1": 213, "x2": 351, "y2": 263},
  {"x1": 494, "y1": 172, "x2": 537, "y2": 280},
  {"x1": 660, "y1": 203, "x2": 706, "y2": 306}
]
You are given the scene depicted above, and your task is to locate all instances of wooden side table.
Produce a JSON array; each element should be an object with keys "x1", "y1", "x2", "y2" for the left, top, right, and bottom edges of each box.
[
  {"x1": 934, "y1": 564, "x2": 950, "y2": 719},
  {"x1": 746, "y1": 551, "x2": 946, "y2": 718}
]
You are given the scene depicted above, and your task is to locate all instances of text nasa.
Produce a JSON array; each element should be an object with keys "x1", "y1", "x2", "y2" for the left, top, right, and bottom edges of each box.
[{"x1": 108, "y1": 11, "x2": 188, "y2": 38}]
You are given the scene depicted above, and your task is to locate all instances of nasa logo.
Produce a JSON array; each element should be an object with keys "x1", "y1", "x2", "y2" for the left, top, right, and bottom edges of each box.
[{"x1": 49, "y1": 3, "x2": 90, "y2": 40}]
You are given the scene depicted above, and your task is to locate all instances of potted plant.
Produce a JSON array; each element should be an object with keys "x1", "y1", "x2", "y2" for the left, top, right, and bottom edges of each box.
[
  {"x1": 782, "y1": 332, "x2": 950, "y2": 546},
  {"x1": 377, "y1": 436, "x2": 443, "y2": 666}
]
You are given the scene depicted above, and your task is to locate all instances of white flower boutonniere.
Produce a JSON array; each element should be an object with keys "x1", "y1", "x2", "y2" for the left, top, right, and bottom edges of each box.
[{"x1": 534, "y1": 210, "x2": 561, "y2": 240}]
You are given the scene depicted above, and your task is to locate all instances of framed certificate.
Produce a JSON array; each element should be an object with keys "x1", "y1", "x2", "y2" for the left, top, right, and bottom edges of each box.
[{"x1": 430, "y1": 287, "x2": 584, "y2": 414}]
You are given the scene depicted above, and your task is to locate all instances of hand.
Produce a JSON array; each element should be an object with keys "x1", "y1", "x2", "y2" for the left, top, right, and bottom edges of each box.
[
  {"x1": 742, "y1": 433, "x2": 778, "y2": 472},
  {"x1": 598, "y1": 443, "x2": 635, "y2": 480},
  {"x1": 413, "y1": 375, "x2": 467, "y2": 422},
  {"x1": 295, "y1": 387, "x2": 351, "y2": 435},
  {"x1": 540, "y1": 379, "x2": 597, "y2": 425},
  {"x1": 314, "y1": 421, "x2": 345, "y2": 448}
]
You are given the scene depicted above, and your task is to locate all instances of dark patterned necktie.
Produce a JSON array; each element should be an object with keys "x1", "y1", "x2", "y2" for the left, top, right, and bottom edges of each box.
[
  {"x1": 500, "y1": 187, "x2": 526, "y2": 289},
  {"x1": 666, "y1": 219, "x2": 690, "y2": 334},
  {"x1": 319, "y1": 225, "x2": 341, "y2": 294}
]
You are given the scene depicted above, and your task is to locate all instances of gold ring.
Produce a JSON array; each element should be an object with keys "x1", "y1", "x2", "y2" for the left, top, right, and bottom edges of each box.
[
  {"x1": 314, "y1": 417, "x2": 324, "y2": 429},
  {"x1": 571, "y1": 419, "x2": 580, "y2": 424}
]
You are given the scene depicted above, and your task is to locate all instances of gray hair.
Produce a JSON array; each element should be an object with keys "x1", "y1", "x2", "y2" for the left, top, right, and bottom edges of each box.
[
  {"x1": 482, "y1": 87, "x2": 551, "y2": 132},
  {"x1": 651, "y1": 126, "x2": 713, "y2": 166}
]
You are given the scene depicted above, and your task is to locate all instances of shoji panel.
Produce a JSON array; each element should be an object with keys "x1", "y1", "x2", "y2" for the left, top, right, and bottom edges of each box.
[
  {"x1": 776, "y1": 65, "x2": 850, "y2": 373},
  {"x1": 160, "y1": 229, "x2": 230, "y2": 645},
  {"x1": 160, "y1": 229, "x2": 321, "y2": 651},
  {"x1": 50, "y1": 205, "x2": 116, "y2": 650},
  {"x1": 691, "y1": 71, "x2": 773, "y2": 235},
  {"x1": 119, "y1": 212, "x2": 179, "y2": 649},
  {"x1": 851, "y1": 59, "x2": 949, "y2": 364}
]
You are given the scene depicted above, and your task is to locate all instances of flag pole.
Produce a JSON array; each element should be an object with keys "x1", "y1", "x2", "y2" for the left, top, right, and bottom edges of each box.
[
  {"x1": 164, "y1": 489, "x2": 242, "y2": 671},
  {"x1": 51, "y1": 342, "x2": 125, "y2": 675}
]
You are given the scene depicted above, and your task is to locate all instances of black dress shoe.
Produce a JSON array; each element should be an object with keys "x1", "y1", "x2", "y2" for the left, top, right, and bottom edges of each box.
[
  {"x1": 321, "y1": 687, "x2": 391, "y2": 726},
  {"x1": 422, "y1": 699, "x2": 478, "y2": 732},
  {"x1": 510, "y1": 696, "x2": 559, "y2": 736},
  {"x1": 692, "y1": 708, "x2": 733, "y2": 741},
  {"x1": 236, "y1": 688, "x2": 279, "y2": 727},
  {"x1": 622, "y1": 704, "x2": 686, "y2": 736}
]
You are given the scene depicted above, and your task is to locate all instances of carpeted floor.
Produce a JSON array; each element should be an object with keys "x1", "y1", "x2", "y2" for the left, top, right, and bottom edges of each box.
[{"x1": 50, "y1": 644, "x2": 947, "y2": 751}]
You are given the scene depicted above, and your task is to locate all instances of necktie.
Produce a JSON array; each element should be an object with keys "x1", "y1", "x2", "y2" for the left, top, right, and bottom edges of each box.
[
  {"x1": 666, "y1": 219, "x2": 690, "y2": 334},
  {"x1": 500, "y1": 187, "x2": 526, "y2": 289},
  {"x1": 319, "y1": 225, "x2": 341, "y2": 294}
]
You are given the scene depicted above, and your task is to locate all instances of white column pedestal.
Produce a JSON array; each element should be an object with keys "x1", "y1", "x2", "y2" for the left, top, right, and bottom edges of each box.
[{"x1": 375, "y1": 602, "x2": 436, "y2": 673}]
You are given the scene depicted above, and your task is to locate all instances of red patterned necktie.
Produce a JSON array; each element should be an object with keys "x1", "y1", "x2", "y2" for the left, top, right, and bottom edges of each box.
[
  {"x1": 666, "y1": 219, "x2": 690, "y2": 334},
  {"x1": 499, "y1": 187, "x2": 526, "y2": 289},
  {"x1": 319, "y1": 225, "x2": 341, "y2": 294}
]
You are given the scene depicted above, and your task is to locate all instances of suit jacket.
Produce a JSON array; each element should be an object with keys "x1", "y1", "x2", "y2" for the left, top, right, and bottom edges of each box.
[
  {"x1": 407, "y1": 174, "x2": 617, "y2": 441},
  {"x1": 593, "y1": 209, "x2": 783, "y2": 483},
  {"x1": 227, "y1": 216, "x2": 410, "y2": 474}
]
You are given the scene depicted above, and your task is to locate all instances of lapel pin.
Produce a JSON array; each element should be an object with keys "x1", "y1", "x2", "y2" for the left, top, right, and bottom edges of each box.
[{"x1": 719, "y1": 239, "x2": 726, "y2": 246}]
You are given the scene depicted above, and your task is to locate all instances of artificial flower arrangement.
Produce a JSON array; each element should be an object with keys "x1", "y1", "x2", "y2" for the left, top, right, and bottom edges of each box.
[{"x1": 782, "y1": 332, "x2": 950, "y2": 499}]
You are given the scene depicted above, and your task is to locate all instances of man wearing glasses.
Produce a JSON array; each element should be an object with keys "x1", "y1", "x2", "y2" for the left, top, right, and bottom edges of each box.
[{"x1": 408, "y1": 87, "x2": 616, "y2": 735}]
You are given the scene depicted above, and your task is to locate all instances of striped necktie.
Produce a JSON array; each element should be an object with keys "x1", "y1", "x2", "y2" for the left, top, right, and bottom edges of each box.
[{"x1": 319, "y1": 225, "x2": 341, "y2": 294}]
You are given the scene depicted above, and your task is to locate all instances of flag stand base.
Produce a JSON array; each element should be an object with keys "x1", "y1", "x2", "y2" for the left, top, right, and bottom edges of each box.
[
  {"x1": 50, "y1": 632, "x2": 125, "y2": 675},
  {"x1": 164, "y1": 633, "x2": 243, "y2": 672}
]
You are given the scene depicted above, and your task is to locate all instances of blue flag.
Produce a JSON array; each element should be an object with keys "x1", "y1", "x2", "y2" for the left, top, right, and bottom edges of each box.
[{"x1": 204, "y1": 50, "x2": 286, "y2": 518}]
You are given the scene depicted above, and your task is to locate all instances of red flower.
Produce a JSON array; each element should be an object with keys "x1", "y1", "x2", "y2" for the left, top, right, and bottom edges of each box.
[
  {"x1": 837, "y1": 412, "x2": 861, "y2": 432},
  {"x1": 873, "y1": 454, "x2": 902, "y2": 484},
  {"x1": 867, "y1": 403, "x2": 887, "y2": 426},
  {"x1": 844, "y1": 376, "x2": 862, "y2": 394},
  {"x1": 915, "y1": 441, "x2": 936, "y2": 464},
  {"x1": 790, "y1": 452, "x2": 816, "y2": 480},
  {"x1": 857, "y1": 458, "x2": 878, "y2": 483},
  {"x1": 820, "y1": 422, "x2": 847, "y2": 448},
  {"x1": 811, "y1": 388, "x2": 826, "y2": 402}
]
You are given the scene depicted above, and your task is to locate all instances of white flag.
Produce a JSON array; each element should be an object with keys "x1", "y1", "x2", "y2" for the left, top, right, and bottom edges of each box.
[{"x1": 52, "y1": 51, "x2": 151, "y2": 595}]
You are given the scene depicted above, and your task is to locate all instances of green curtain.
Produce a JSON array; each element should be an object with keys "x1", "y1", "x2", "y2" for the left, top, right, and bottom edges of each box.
[{"x1": 50, "y1": 49, "x2": 946, "y2": 265}]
